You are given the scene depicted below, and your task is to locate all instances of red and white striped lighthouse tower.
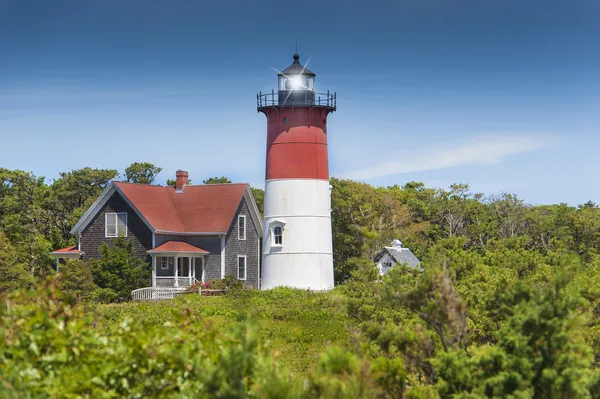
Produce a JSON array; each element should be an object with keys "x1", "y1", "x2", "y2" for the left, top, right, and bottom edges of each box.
[{"x1": 257, "y1": 53, "x2": 336, "y2": 290}]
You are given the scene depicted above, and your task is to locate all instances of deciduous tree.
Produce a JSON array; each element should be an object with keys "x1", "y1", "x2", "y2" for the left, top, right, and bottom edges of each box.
[{"x1": 124, "y1": 162, "x2": 162, "y2": 185}]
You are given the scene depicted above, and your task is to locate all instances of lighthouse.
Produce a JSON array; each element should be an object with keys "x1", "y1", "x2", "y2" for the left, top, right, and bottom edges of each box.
[{"x1": 257, "y1": 53, "x2": 336, "y2": 291}]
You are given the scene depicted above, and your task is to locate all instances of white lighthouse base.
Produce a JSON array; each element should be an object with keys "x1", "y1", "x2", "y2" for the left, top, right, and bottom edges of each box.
[
  {"x1": 261, "y1": 179, "x2": 334, "y2": 291},
  {"x1": 261, "y1": 253, "x2": 334, "y2": 291}
]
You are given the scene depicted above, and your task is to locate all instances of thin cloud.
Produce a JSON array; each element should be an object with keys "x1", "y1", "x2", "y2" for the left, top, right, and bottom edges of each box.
[{"x1": 340, "y1": 134, "x2": 556, "y2": 180}]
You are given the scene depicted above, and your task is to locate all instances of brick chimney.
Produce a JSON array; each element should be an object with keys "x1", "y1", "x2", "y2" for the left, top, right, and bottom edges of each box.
[{"x1": 175, "y1": 170, "x2": 188, "y2": 191}]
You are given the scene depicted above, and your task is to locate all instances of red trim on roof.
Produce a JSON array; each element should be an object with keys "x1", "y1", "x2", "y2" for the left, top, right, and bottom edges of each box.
[
  {"x1": 148, "y1": 241, "x2": 209, "y2": 254},
  {"x1": 114, "y1": 182, "x2": 247, "y2": 234},
  {"x1": 51, "y1": 246, "x2": 82, "y2": 254}
]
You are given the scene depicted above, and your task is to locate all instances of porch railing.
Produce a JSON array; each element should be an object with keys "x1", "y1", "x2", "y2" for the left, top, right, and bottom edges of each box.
[
  {"x1": 131, "y1": 287, "x2": 189, "y2": 301},
  {"x1": 153, "y1": 275, "x2": 198, "y2": 288}
]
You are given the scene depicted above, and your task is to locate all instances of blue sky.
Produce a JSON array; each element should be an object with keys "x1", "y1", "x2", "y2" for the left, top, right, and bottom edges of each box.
[{"x1": 1, "y1": 0, "x2": 598, "y2": 205}]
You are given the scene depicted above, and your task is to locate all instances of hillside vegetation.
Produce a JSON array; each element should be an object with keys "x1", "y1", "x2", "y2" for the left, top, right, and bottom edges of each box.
[
  {"x1": 2, "y1": 163, "x2": 600, "y2": 397},
  {"x1": 3, "y1": 246, "x2": 600, "y2": 397},
  {"x1": 95, "y1": 288, "x2": 350, "y2": 375}
]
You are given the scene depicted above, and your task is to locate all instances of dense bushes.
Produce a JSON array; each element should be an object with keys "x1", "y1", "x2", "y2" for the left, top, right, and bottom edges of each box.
[
  {"x1": 89, "y1": 238, "x2": 151, "y2": 302},
  {"x1": 188, "y1": 274, "x2": 245, "y2": 294},
  {"x1": 0, "y1": 278, "x2": 375, "y2": 398},
  {"x1": 0, "y1": 231, "x2": 29, "y2": 294},
  {"x1": 96, "y1": 287, "x2": 349, "y2": 376},
  {"x1": 340, "y1": 240, "x2": 600, "y2": 397},
  {"x1": 3, "y1": 251, "x2": 600, "y2": 398}
]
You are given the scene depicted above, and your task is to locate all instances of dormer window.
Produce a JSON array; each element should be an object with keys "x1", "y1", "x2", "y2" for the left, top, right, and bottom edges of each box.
[
  {"x1": 273, "y1": 226, "x2": 283, "y2": 246},
  {"x1": 268, "y1": 220, "x2": 286, "y2": 248},
  {"x1": 105, "y1": 212, "x2": 127, "y2": 238}
]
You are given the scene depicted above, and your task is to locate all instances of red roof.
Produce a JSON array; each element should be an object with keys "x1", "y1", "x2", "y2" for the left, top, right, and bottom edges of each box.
[
  {"x1": 51, "y1": 245, "x2": 82, "y2": 254},
  {"x1": 114, "y1": 182, "x2": 247, "y2": 233},
  {"x1": 148, "y1": 241, "x2": 209, "y2": 254}
]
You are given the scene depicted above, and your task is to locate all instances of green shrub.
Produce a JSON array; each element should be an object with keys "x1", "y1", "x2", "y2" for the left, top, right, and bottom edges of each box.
[
  {"x1": 89, "y1": 237, "x2": 150, "y2": 302},
  {"x1": 0, "y1": 276, "x2": 370, "y2": 398}
]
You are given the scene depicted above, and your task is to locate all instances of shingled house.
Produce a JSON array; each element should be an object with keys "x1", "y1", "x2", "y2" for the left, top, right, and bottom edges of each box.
[{"x1": 51, "y1": 171, "x2": 263, "y2": 289}]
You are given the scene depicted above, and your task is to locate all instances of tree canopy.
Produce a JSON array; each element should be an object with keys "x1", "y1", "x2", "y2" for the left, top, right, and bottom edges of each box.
[
  {"x1": 124, "y1": 162, "x2": 162, "y2": 184},
  {"x1": 203, "y1": 176, "x2": 232, "y2": 184}
]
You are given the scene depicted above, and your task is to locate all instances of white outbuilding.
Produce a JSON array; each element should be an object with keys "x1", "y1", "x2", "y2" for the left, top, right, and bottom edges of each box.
[{"x1": 373, "y1": 240, "x2": 421, "y2": 275}]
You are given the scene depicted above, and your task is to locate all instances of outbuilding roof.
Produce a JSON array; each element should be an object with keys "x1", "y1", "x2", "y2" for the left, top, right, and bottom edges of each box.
[
  {"x1": 373, "y1": 241, "x2": 421, "y2": 269},
  {"x1": 384, "y1": 247, "x2": 421, "y2": 268}
]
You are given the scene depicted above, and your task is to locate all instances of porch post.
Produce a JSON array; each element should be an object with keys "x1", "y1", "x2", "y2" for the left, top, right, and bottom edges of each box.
[
  {"x1": 192, "y1": 258, "x2": 196, "y2": 281},
  {"x1": 56, "y1": 258, "x2": 59, "y2": 273},
  {"x1": 188, "y1": 256, "x2": 192, "y2": 285},
  {"x1": 174, "y1": 255, "x2": 179, "y2": 287},
  {"x1": 152, "y1": 256, "x2": 156, "y2": 287}
]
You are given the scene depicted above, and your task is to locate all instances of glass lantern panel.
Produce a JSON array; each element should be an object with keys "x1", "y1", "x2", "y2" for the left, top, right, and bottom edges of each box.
[{"x1": 279, "y1": 75, "x2": 314, "y2": 91}]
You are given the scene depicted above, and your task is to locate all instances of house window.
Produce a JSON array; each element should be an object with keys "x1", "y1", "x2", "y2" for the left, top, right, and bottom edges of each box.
[
  {"x1": 238, "y1": 215, "x2": 246, "y2": 240},
  {"x1": 273, "y1": 226, "x2": 282, "y2": 246},
  {"x1": 238, "y1": 255, "x2": 246, "y2": 280},
  {"x1": 105, "y1": 212, "x2": 127, "y2": 238},
  {"x1": 160, "y1": 257, "x2": 169, "y2": 270}
]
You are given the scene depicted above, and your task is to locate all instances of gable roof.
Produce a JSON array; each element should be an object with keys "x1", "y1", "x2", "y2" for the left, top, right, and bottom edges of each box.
[
  {"x1": 70, "y1": 181, "x2": 263, "y2": 237},
  {"x1": 374, "y1": 246, "x2": 421, "y2": 269},
  {"x1": 385, "y1": 247, "x2": 421, "y2": 268}
]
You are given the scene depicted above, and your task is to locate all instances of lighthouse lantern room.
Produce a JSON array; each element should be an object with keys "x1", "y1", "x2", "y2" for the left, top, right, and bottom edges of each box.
[{"x1": 257, "y1": 53, "x2": 336, "y2": 291}]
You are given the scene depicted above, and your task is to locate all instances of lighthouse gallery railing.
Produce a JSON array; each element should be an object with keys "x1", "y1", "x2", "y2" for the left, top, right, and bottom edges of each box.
[{"x1": 257, "y1": 91, "x2": 336, "y2": 110}]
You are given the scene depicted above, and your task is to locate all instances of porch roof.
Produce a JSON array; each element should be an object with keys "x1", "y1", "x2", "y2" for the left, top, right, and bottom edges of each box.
[
  {"x1": 51, "y1": 245, "x2": 83, "y2": 257},
  {"x1": 148, "y1": 241, "x2": 209, "y2": 255}
]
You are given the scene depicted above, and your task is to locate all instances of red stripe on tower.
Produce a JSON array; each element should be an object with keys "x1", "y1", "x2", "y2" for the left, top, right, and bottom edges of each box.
[{"x1": 265, "y1": 108, "x2": 330, "y2": 180}]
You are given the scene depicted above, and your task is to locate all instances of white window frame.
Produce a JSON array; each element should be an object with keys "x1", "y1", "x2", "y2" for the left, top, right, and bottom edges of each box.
[
  {"x1": 105, "y1": 212, "x2": 127, "y2": 238},
  {"x1": 272, "y1": 226, "x2": 283, "y2": 247},
  {"x1": 237, "y1": 255, "x2": 246, "y2": 280},
  {"x1": 160, "y1": 256, "x2": 170, "y2": 270},
  {"x1": 238, "y1": 215, "x2": 246, "y2": 240}
]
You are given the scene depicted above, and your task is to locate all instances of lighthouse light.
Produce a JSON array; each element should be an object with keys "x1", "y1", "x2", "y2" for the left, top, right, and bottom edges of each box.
[{"x1": 286, "y1": 75, "x2": 307, "y2": 90}]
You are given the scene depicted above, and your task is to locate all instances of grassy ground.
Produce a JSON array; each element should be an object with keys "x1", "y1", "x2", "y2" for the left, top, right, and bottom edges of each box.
[{"x1": 93, "y1": 287, "x2": 352, "y2": 375}]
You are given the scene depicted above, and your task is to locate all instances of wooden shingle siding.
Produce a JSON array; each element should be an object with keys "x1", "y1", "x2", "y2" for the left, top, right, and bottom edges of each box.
[
  {"x1": 225, "y1": 198, "x2": 260, "y2": 289},
  {"x1": 80, "y1": 192, "x2": 153, "y2": 263}
]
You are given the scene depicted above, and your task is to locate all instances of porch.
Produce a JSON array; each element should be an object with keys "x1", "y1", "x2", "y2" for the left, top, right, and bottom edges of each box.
[
  {"x1": 148, "y1": 241, "x2": 209, "y2": 288},
  {"x1": 50, "y1": 245, "x2": 84, "y2": 272}
]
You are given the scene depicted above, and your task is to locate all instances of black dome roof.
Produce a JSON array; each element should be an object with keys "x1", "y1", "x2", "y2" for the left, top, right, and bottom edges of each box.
[{"x1": 277, "y1": 54, "x2": 315, "y2": 77}]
